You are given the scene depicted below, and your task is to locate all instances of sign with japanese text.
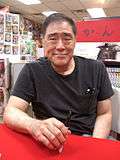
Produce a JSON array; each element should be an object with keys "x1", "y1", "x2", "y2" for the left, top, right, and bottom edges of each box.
[{"x1": 76, "y1": 18, "x2": 120, "y2": 42}]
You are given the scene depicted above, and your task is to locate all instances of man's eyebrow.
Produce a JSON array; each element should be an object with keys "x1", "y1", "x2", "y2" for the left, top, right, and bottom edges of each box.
[
  {"x1": 47, "y1": 32, "x2": 73, "y2": 38},
  {"x1": 47, "y1": 33, "x2": 57, "y2": 37},
  {"x1": 63, "y1": 32, "x2": 73, "y2": 37}
]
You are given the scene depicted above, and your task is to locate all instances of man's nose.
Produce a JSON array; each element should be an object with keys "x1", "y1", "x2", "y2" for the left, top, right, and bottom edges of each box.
[{"x1": 56, "y1": 38, "x2": 65, "y2": 49}]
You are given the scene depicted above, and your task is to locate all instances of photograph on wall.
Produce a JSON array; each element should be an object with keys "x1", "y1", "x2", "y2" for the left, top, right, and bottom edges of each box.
[
  {"x1": 5, "y1": 33, "x2": 11, "y2": 43},
  {"x1": 12, "y1": 15, "x2": 19, "y2": 24},
  {"x1": 0, "y1": 34, "x2": 4, "y2": 44},
  {"x1": 5, "y1": 14, "x2": 12, "y2": 22},
  {"x1": 5, "y1": 22, "x2": 12, "y2": 32},
  {"x1": 12, "y1": 25, "x2": 18, "y2": 34},
  {"x1": 12, "y1": 35, "x2": 18, "y2": 44},
  {"x1": 0, "y1": 24, "x2": 4, "y2": 33},
  {"x1": 0, "y1": 14, "x2": 4, "y2": 24},
  {"x1": 4, "y1": 45, "x2": 11, "y2": 54},
  {"x1": 0, "y1": 45, "x2": 4, "y2": 54},
  {"x1": 12, "y1": 46, "x2": 18, "y2": 55}
]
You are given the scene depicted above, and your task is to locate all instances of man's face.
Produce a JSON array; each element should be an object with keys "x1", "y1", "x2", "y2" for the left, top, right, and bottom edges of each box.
[{"x1": 43, "y1": 21, "x2": 76, "y2": 67}]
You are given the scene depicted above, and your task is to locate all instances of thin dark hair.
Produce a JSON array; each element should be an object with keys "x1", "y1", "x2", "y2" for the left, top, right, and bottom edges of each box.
[{"x1": 42, "y1": 13, "x2": 77, "y2": 37}]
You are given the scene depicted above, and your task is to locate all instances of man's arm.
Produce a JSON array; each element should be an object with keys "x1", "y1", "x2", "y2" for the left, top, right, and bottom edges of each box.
[
  {"x1": 3, "y1": 96, "x2": 70, "y2": 150},
  {"x1": 3, "y1": 96, "x2": 34, "y2": 133},
  {"x1": 92, "y1": 98, "x2": 112, "y2": 139}
]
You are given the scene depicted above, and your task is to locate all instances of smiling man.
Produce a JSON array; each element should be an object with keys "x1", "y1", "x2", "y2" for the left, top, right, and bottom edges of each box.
[
  {"x1": 3, "y1": 13, "x2": 114, "y2": 151},
  {"x1": 43, "y1": 17, "x2": 76, "y2": 75}
]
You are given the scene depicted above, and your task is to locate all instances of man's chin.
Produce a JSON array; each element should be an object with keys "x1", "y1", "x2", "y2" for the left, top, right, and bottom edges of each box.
[{"x1": 52, "y1": 60, "x2": 68, "y2": 67}]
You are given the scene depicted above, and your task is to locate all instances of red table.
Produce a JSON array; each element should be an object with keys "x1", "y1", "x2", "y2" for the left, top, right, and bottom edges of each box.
[{"x1": 0, "y1": 124, "x2": 120, "y2": 160}]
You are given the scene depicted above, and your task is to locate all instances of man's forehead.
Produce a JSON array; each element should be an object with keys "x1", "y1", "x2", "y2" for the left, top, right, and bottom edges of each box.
[
  {"x1": 45, "y1": 22, "x2": 73, "y2": 35},
  {"x1": 48, "y1": 21, "x2": 68, "y2": 26},
  {"x1": 47, "y1": 21, "x2": 71, "y2": 29}
]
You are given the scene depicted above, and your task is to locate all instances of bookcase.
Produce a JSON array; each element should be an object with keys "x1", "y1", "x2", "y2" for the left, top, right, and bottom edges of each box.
[{"x1": 104, "y1": 60, "x2": 120, "y2": 88}]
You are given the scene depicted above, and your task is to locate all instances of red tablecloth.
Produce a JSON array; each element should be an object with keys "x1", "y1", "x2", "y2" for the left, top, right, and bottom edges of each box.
[{"x1": 0, "y1": 124, "x2": 120, "y2": 160}]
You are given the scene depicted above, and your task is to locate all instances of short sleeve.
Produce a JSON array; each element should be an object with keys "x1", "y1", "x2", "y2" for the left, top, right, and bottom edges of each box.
[
  {"x1": 11, "y1": 64, "x2": 35, "y2": 103},
  {"x1": 97, "y1": 62, "x2": 114, "y2": 101}
]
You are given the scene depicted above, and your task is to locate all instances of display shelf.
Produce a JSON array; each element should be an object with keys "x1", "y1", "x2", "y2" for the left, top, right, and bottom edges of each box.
[
  {"x1": 103, "y1": 60, "x2": 120, "y2": 89},
  {"x1": 103, "y1": 60, "x2": 120, "y2": 67}
]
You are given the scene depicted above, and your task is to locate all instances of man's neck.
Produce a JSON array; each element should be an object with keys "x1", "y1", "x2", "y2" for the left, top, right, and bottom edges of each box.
[{"x1": 52, "y1": 58, "x2": 75, "y2": 75}]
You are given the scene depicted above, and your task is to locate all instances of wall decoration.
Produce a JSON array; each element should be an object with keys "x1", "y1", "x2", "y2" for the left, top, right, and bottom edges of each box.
[
  {"x1": 0, "y1": 34, "x2": 4, "y2": 44},
  {"x1": 0, "y1": 45, "x2": 4, "y2": 54},
  {"x1": 4, "y1": 45, "x2": 11, "y2": 54},
  {"x1": 12, "y1": 46, "x2": 18, "y2": 55},
  {"x1": 5, "y1": 33, "x2": 11, "y2": 43},
  {"x1": 76, "y1": 18, "x2": 120, "y2": 42},
  {"x1": 0, "y1": 13, "x2": 20, "y2": 61},
  {"x1": 0, "y1": 14, "x2": 4, "y2": 23}
]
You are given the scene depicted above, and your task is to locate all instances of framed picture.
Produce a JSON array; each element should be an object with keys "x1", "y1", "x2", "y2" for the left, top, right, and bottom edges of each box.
[
  {"x1": 0, "y1": 24, "x2": 4, "y2": 33},
  {"x1": 5, "y1": 22, "x2": 12, "y2": 32},
  {"x1": 0, "y1": 45, "x2": 4, "y2": 54},
  {"x1": 12, "y1": 46, "x2": 18, "y2": 55},
  {"x1": 12, "y1": 15, "x2": 19, "y2": 24},
  {"x1": 4, "y1": 45, "x2": 11, "y2": 54},
  {"x1": 0, "y1": 34, "x2": 4, "y2": 44},
  {"x1": 13, "y1": 35, "x2": 18, "y2": 44},
  {"x1": 5, "y1": 14, "x2": 12, "y2": 22},
  {"x1": 5, "y1": 33, "x2": 11, "y2": 43},
  {"x1": 0, "y1": 14, "x2": 4, "y2": 24},
  {"x1": 12, "y1": 25, "x2": 18, "y2": 34}
]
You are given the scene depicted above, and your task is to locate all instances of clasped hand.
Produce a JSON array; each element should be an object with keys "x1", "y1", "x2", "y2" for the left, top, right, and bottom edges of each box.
[{"x1": 29, "y1": 117, "x2": 71, "y2": 150}]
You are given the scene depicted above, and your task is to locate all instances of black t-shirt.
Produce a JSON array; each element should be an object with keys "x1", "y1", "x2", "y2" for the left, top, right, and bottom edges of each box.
[{"x1": 11, "y1": 56, "x2": 114, "y2": 135}]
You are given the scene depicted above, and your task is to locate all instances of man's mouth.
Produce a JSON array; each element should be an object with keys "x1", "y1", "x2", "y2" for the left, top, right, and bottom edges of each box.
[{"x1": 53, "y1": 53, "x2": 67, "y2": 55}]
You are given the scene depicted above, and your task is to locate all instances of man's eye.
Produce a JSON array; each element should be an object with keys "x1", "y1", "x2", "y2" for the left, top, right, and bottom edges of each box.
[
  {"x1": 50, "y1": 38, "x2": 56, "y2": 40},
  {"x1": 48, "y1": 36, "x2": 57, "y2": 41},
  {"x1": 64, "y1": 37, "x2": 72, "y2": 40},
  {"x1": 64, "y1": 36, "x2": 72, "y2": 41},
  {"x1": 63, "y1": 33, "x2": 73, "y2": 40}
]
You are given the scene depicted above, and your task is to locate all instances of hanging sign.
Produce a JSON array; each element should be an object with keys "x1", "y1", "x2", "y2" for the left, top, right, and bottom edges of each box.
[{"x1": 76, "y1": 18, "x2": 120, "y2": 42}]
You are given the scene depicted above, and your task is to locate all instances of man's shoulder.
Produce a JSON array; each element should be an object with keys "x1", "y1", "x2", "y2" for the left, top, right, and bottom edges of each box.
[
  {"x1": 22, "y1": 57, "x2": 50, "y2": 75},
  {"x1": 75, "y1": 56, "x2": 104, "y2": 68},
  {"x1": 37, "y1": 57, "x2": 49, "y2": 63},
  {"x1": 26, "y1": 57, "x2": 49, "y2": 68},
  {"x1": 32, "y1": 57, "x2": 48, "y2": 64}
]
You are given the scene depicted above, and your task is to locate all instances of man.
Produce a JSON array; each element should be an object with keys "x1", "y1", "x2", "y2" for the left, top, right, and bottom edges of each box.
[{"x1": 3, "y1": 13, "x2": 114, "y2": 151}]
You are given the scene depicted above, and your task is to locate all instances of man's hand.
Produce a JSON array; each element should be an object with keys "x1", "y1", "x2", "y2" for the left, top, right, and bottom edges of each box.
[{"x1": 29, "y1": 118, "x2": 71, "y2": 150}]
